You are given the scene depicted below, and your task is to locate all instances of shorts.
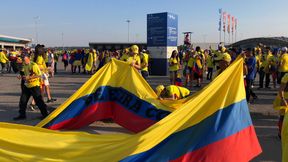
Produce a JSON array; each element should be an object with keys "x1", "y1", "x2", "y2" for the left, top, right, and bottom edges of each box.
[
  {"x1": 63, "y1": 60, "x2": 68, "y2": 66},
  {"x1": 193, "y1": 72, "x2": 203, "y2": 79},
  {"x1": 46, "y1": 62, "x2": 52, "y2": 67},
  {"x1": 42, "y1": 73, "x2": 50, "y2": 86},
  {"x1": 73, "y1": 60, "x2": 82, "y2": 66}
]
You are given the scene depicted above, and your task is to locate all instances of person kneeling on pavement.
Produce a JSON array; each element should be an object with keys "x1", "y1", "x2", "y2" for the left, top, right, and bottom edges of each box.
[
  {"x1": 156, "y1": 85, "x2": 190, "y2": 100},
  {"x1": 14, "y1": 54, "x2": 49, "y2": 120}
]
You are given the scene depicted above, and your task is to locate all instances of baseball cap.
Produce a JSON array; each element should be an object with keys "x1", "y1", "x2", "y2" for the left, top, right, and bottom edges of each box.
[
  {"x1": 156, "y1": 85, "x2": 165, "y2": 96},
  {"x1": 130, "y1": 45, "x2": 139, "y2": 54}
]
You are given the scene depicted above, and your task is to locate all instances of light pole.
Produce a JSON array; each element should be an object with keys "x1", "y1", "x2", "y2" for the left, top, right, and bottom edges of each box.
[
  {"x1": 61, "y1": 32, "x2": 64, "y2": 51},
  {"x1": 33, "y1": 16, "x2": 40, "y2": 44},
  {"x1": 126, "y1": 20, "x2": 130, "y2": 42}
]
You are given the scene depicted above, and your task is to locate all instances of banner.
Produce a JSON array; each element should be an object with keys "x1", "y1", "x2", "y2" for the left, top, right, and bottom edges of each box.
[{"x1": 0, "y1": 58, "x2": 262, "y2": 162}]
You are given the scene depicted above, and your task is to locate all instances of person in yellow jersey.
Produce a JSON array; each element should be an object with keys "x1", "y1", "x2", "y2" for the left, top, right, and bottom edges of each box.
[
  {"x1": 85, "y1": 49, "x2": 94, "y2": 74},
  {"x1": 0, "y1": 48, "x2": 9, "y2": 74},
  {"x1": 169, "y1": 50, "x2": 180, "y2": 85},
  {"x1": 140, "y1": 49, "x2": 149, "y2": 80},
  {"x1": 92, "y1": 49, "x2": 98, "y2": 72},
  {"x1": 182, "y1": 50, "x2": 190, "y2": 87},
  {"x1": 263, "y1": 47, "x2": 273, "y2": 88},
  {"x1": 278, "y1": 47, "x2": 288, "y2": 84},
  {"x1": 186, "y1": 50, "x2": 195, "y2": 88},
  {"x1": 156, "y1": 84, "x2": 190, "y2": 100},
  {"x1": 206, "y1": 50, "x2": 214, "y2": 80},
  {"x1": 258, "y1": 47, "x2": 269, "y2": 89},
  {"x1": 34, "y1": 45, "x2": 56, "y2": 103},
  {"x1": 273, "y1": 73, "x2": 288, "y2": 139},
  {"x1": 210, "y1": 44, "x2": 227, "y2": 70},
  {"x1": 254, "y1": 47, "x2": 262, "y2": 85},
  {"x1": 268, "y1": 49, "x2": 279, "y2": 88},
  {"x1": 13, "y1": 54, "x2": 49, "y2": 120},
  {"x1": 127, "y1": 45, "x2": 141, "y2": 70},
  {"x1": 193, "y1": 46, "x2": 204, "y2": 87},
  {"x1": 213, "y1": 52, "x2": 232, "y2": 78}
]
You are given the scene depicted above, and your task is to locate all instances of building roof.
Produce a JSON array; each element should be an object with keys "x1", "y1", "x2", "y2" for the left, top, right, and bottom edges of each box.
[
  {"x1": 229, "y1": 36, "x2": 288, "y2": 48},
  {"x1": 0, "y1": 34, "x2": 31, "y2": 44}
]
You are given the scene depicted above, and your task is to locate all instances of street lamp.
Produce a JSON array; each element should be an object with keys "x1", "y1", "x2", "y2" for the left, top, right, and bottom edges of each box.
[
  {"x1": 61, "y1": 32, "x2": 64, "y2": 51},
  {"x1": 126, "y1": 20, "x2": 130, "y2": 42},
  {"x1": 33, "y1": 16, "x2": 40, "y2": 44}
]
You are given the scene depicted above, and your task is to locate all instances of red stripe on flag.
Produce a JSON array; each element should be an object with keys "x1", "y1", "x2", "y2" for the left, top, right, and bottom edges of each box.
[
  {"x1": 48, "y1": 102, "x2": 156, "y2": 133},
  {"x1": 170, "y1": 126, "x2": 262, "y2": 162}
]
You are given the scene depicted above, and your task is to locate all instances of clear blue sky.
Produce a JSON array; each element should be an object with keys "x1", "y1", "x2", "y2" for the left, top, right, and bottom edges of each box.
[{"x1": 1, "y1": 0, "x2": 288, "y2": 47}]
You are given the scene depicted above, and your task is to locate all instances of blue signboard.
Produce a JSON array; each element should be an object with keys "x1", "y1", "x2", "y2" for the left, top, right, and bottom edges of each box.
[
  {"x1": 147, "y1": 12, "x2": 178, "y2": 47},
  {"x1": 167, "y1": 13, "x2": 178, "y2": 46}
]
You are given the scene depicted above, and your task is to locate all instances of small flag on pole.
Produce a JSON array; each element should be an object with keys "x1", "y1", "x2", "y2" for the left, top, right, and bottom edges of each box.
[
  {"x1": 218, "y1": 9, "x2": 222, "y2": 31},
  {"x1": 232, "y1": 16, "x2": 235, "y2": 33},
  {"x1": 223, "y1": 12, "x2": 226, "y2": 32},
  {"x1": 227, "y1": 14, "x2": 231, "y2": 34}
]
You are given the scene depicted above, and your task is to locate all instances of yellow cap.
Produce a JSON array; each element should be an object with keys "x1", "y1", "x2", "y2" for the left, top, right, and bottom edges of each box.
[
  {"x1": 156, "y1": 85, "x2": 165, "y2": 96},
  {"x1": 131, "y1": 45, "x2": 139, "y2": 54}
]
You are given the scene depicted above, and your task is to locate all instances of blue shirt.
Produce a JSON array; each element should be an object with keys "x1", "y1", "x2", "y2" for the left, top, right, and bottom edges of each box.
[{"x1": 246, "y1": 56, "x2": 256, "y2": 80}]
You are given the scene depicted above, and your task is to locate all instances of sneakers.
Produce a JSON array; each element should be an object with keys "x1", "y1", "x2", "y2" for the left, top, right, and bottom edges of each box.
[
  {"x1": 13, "y1": 115, "x2": 26, "y2": 120},
  {"x1": 29, "y1": 104, "x2": 37, "y2": 111},
  {"x1": 47, "y1": 98, "x2": 57, "y2": 103}
]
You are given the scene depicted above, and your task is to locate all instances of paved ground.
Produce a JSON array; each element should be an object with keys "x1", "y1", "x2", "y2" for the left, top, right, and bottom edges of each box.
[{"x1": 0, "y1": 62, "x2": 282, "y2": 162}]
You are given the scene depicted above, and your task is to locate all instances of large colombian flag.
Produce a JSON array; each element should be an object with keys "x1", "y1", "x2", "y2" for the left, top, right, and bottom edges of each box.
[{"x1": 0, "y1": 57, "x2": 262, "y2": 161}]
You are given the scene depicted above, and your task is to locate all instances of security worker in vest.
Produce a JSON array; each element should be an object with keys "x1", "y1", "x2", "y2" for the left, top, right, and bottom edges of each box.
[{"x1": 13, "y1": 54, "x2": 49, "y2": 120}]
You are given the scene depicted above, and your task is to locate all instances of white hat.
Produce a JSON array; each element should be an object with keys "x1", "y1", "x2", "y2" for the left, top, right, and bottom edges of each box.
[{"x1": 282, "y1": 47, "x2": 288, "y2": 52}]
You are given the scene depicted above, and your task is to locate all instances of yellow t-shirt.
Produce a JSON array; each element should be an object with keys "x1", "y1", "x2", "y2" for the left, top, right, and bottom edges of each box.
[
  {"x1": 274, "y1": 73, "x2": 288, "y2": 115},
  {"x1": 0, "y1": 52, "x2": 9, "y2": 63},
  {"x1": 23, "y1": 62, "x2": 42, "y2": 88},
  {"x1": 166, "y1": 85, "x2": 190, "y2": 99},
  {"x1": 279, "y1": 53, "x2": 288, "y2": 72},
  {"x1": 120, "y1": 54, "x2": 129, "y2": 62},
  {"x1": 282, "y1": 73, "x2": 288, "y2": 84},
  {"x1": 260, "y1": 54, "x2": 267, "y2": 68},
  {"x1": 35, "y1": 56, "x2": 47, "y2": 73},
  {"x1": 207, "y1": 55, "x2": 214, "y2": 68},
  {"x1": 126, "y1": 54, "x2": 141, "y2": 66},
  {"x1": 255, "y1": 55, "x2": 261, "y2": 69},
  {"x1": 141, "y1": 53, "x2": 149, "y2": 72},
  {"x1": 169, "y1": 57, "x2": 179, "y2": 71},
  {"x1": 187, "y1": 56, "x2": 195, "y2": 68}
]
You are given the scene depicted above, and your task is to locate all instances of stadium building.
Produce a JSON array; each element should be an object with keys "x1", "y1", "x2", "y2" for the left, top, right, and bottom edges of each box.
[{"x1": 0, "y1": 34, "x2": 31, "y2": 50}]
